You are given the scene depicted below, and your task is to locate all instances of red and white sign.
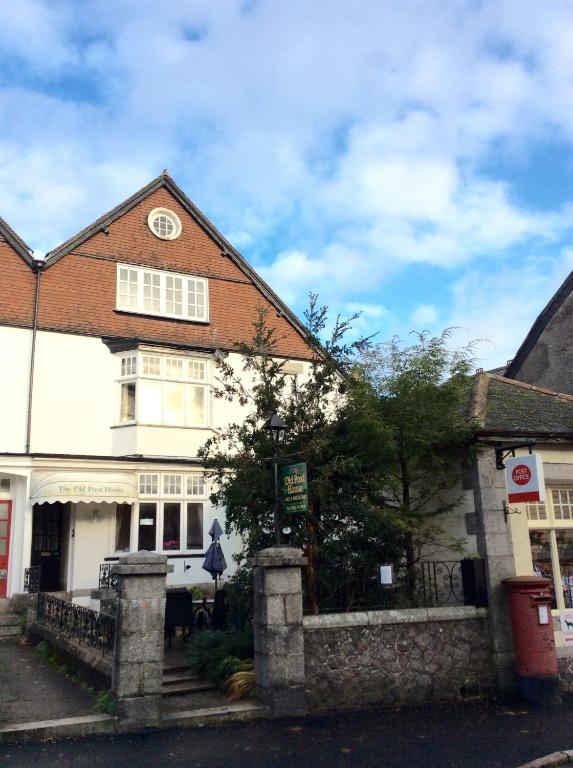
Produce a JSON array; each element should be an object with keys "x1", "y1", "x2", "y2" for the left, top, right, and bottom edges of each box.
[{"x1": 505, "y1": 454, "x2": 546, "y2": 504}]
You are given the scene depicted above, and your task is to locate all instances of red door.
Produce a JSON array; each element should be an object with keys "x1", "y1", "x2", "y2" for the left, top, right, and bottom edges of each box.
[{"x1": 0, "y1": 501, "x2": 12, "y2": 598}]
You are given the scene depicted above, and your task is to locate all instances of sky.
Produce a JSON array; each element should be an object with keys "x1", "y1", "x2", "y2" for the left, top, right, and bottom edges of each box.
[{"x1": 1, "y1": 0, "x2": 573, "y2": 369}]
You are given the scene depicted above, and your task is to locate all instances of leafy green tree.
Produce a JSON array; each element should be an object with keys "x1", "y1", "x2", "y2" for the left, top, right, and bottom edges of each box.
[
  {"x1": 199, "y1": 297, "x2": 392, "y2": 613},
  {"x1": 362, "y1": 330, "x2": 479, "y2": 578},
  {"x1": 201, "y1": 304, "x2": 478, "y2": 612}
]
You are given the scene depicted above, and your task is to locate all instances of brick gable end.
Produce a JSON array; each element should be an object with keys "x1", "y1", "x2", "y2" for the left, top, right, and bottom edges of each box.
[
  {"x1": 0, "y1": 238, "x2": 36, "y2": 328},
  {"x1": 39, "y1": 188, "x2": 312, "y2": 359}
]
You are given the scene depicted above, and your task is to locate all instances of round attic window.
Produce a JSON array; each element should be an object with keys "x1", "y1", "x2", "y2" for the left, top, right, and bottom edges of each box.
[{"x1": 148, "y1": 208, "x2": 182, "y2": 240}]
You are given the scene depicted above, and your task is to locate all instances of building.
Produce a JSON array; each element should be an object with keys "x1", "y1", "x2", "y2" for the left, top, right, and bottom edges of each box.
[
  {"x1": 0, "y1": 173, "x2": 313, "y2": 602},
  {"x1": 444, "y1": 273, "x2": 573, "y2": 692}
]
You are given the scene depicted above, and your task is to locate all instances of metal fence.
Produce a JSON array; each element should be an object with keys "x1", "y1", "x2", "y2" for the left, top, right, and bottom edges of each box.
[
  {"x1": 303, "y1": 559, "x2": 487, "y2": 614},
  {"x1": 98, "y1": 563, "x2": 119, "y2": 591},
  {"x1": 36, "y1": 593, "x2": 116, "y2": 655},
  {"x1": 23, "y1": 566, "x2": 41, "y2": 593}
]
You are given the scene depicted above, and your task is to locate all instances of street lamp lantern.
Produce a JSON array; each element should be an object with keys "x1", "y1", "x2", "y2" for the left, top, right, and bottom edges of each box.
[
  {"x1": 263, "y1": 413, "x2": 289, "y2": 546},
  {"x1": 263, "y1": 413, "x2": 288, "y2": 440}
]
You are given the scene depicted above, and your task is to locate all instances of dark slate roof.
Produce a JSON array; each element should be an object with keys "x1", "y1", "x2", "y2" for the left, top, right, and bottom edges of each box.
[
  {"x1": 44, "y1": 171, "x2": 309, "y2": 341},
  {"x1": 474, "y1": 374, "x2": 573, "y2": 436},
  {"x1": 0, "y1": 216, "x2": 34, "y2": 267},
  {"x1": 506, "y1": 270, "x2": 573, "y2": 379}
]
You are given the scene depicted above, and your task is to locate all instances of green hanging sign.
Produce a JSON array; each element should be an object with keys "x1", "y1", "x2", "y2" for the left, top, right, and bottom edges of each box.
[{"x1": 281, "y1": 462, "x2": 308, "y2": 514}]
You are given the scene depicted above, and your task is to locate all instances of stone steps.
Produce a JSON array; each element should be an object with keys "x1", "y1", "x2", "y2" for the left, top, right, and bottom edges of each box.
[
  {"x1": 162, "y1": 663, "x2": 215, "y2": 697},
  {"x1": 0, "y1": 598, "x2": 12, "y2": 615},
  {"x1": 0, "y1": 614, "x2": 23, "y2": 643}
]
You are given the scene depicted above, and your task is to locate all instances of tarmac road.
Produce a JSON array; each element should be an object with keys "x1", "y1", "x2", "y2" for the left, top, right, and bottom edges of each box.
[{"x1": 2, "y1": 699, "x2": 573, "y2": 768}]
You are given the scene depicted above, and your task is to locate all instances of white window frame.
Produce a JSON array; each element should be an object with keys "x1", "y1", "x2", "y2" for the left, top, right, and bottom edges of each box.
[
  {"x1": 116, "y1": 264, "x2": 209, "y2": 323},
  {"x1": 147, "y1": 207, "x2": 182, "y2": 241},
  {"x1": 116, "y1": 351, "x2": 210, "y2": 428},
  {"x1": 134, "y1": 472, "x2": 207, "y2": 553}
]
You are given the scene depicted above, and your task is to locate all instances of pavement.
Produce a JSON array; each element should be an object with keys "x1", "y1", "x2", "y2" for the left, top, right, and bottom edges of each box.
[
  {"x1": 3, "y1": 697, "x2": 573, "y2": 768},
  {"x1": 3, "y1": 639, "x2": 573, "y2": 766},
  {"x1": 0, "y1": 642, "x2": 96, "y2": 725}
]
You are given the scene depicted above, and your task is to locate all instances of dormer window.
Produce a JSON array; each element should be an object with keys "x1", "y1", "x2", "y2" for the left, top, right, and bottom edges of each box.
[
  {"x1": 148, "y1": 207, "x2": 182, "y2": 240},
  {"x1": 116, "y1": 264, "x2": 208, "y2": 322}
]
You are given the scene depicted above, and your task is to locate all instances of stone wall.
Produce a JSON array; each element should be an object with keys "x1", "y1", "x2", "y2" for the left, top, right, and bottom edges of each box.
[
  {"x1": 27, "y1": 621, "x2": 112, "y2": 690},
  {"x1": 557, "y1": 647, "x2": 573, "y2": 693},
  {"x1": 304, "y1": 606, "x2": 494, "y2": 711}
]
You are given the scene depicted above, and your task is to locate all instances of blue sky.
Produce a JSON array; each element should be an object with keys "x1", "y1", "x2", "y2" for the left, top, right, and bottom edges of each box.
[{"x1": 1, "y1": 0, "x2": 573, "y2": 369}]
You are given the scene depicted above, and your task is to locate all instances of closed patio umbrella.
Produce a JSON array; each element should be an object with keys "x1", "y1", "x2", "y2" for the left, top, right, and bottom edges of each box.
[{"x1": 202, "y1": 519, "x2": 227, "y2": 589}]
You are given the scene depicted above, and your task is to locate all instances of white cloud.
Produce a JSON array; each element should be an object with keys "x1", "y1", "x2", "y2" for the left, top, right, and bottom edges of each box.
[
  {"x1": 0, "y1": 0, "x2": 572, "y2": 360},
  {"x1": 444, "y1": 248, "x2": 573, "y2": 370},
  {"x1": 410, "y1": 305, "x2": 438, "y2": 328}
]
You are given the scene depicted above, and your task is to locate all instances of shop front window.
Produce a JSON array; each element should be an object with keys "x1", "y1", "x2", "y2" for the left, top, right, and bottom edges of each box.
[
  {"x1": 135, "y1": 473, "x2": 206, "y2": 553},
  {"x1": 528, "y1": 488, "x2": 573, "y2": 612},
  {"x1": 556, "y1": 530, "x2": 573, "y2": 609},
  {"x1": 530, "y1": 530, "x2": 557, "y2": 608}
]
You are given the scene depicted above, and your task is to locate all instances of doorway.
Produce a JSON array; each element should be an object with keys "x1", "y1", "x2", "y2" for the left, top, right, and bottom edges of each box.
[
  {"x1": 0, "y1": 501, "x2": 12, "y2": 598},
  {"x1": 31, "y1": 503, "x2": 67, "y2": 591}
]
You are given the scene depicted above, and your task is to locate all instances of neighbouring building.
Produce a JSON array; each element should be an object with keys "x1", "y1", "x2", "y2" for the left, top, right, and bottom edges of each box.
[
  {"x1": 446, "y1": 273, "x2": 573, "y2": 692},
  {"x1": 0, "y1": 172, "x2": 313, "y2": 603}
]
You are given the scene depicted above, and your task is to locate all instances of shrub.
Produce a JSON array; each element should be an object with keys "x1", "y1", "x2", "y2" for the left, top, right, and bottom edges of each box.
[
  {"x1": 225, "y1": 665, "x2": 255, "y2": 701},
  {"x1": 95, "y1": 690, "x2": 118, "y2": 716},
  {"x1": 187, "y1": 629, "x2": 253, "y2": 686}
]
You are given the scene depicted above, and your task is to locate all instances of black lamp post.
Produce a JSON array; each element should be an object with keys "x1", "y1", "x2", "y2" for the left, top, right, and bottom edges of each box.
[{"x1": 263, "y1": 413, "x2": 288, "y2": 546}]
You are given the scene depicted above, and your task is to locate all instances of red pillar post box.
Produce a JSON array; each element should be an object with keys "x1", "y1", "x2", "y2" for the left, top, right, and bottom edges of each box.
[{"x1": 502, "y1": 576, "x2": 560, "y2": 704}]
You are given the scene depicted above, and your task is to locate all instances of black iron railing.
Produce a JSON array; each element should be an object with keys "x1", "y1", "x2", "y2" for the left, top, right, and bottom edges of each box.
[
  {"x1": 303, "y1": 558, "x2": 487, "y2": 614},
  {"x1": 416, "y1": 560, "x2": 464, "y2": 606},
  {"x1": 98, "y1": 563, "x2": 119, "y2": 592},
  {"x1": 36, "y1": 593, "x2": 115, "y2": 654},
  {"x1": 24, "y1": 566, "x2": 41, "y2": 593}
]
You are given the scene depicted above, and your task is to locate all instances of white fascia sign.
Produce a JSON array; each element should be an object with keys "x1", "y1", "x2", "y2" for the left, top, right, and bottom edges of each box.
[{"x1": 504, "y1": 453, "x2": 546, "y2": 504}]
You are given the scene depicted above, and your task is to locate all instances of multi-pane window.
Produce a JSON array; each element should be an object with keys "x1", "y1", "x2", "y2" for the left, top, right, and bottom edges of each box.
[
  {"x1": 142, "y1": 355, "x2": 161, "y2": 376},
  {"x1": 121, "y1": 356, "x2": 137, "y2": 377},
  {"x1": 118, "y1": 352, "x2": 209, "y2": 426},
  {"x1": 163, "y1": 475, "x2": 182, "y2": 495},
  {"x1": 187, "y1": 475, "x2": 204, "y2": 496},
  {"x1": 143, "y1": 272, "x2": 160, "y2": 313},
  {"x1": 116, "y1": 264, "x2": 208, "y2": 322},
  {"x1": 135, "y1": 473, "x2": 206, "y2": 552},
  {"x1": 139, "y1": 474, "x2": 159, "y2": 495},
  {"x1": 118, "y1": 268, "x2": 138, "y2": 310},
  {"x1": 527, "y1": 501, "x2": 547, "y2": 521},
  {"x1": 552, "y1": 489, "x2": 573, "y2": 520}
]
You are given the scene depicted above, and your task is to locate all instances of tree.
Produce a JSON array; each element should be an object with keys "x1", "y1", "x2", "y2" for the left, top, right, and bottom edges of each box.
[
  {"x1": 199, "y1": 297, "x2": 392, "y2": 614},
  {"x1": 201, "y1": 306, "x2": 478, "y2": 613},
  {"x1": 361, "y1": 330, "x2": 479, "y2": 582}
]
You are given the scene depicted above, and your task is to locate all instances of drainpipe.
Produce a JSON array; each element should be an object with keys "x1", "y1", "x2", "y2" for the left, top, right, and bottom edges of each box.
[{"x1": 25, "y1": 259, "x2": 44, "y2": 454}]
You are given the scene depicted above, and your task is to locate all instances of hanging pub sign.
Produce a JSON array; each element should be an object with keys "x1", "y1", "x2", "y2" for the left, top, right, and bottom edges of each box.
[
  {"x1": 504, "y1": 454, "x2": 546, "y2": 504},
  {"x1": 281, "y1": 462, "x2": 308, "y2": 514}
]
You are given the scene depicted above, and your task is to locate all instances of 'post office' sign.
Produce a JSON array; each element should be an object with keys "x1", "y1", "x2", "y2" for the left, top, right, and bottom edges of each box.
[{"x1": 504, "y1": 453, "x2": 546, "y2": 504}]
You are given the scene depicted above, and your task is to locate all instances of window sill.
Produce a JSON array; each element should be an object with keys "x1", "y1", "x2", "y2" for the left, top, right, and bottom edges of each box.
[
  {"x1": 114, "y1": 309, "x2": 209, "y2": 325},
  {"x1": 104, "y1": 551, "x2": 206, "y2": 561},
  {"x1": 111, "y1": 423, "x2": 216, "y2": 431}
]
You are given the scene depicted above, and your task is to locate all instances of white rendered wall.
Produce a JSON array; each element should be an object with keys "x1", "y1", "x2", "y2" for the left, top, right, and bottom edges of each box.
[
  {"x1": 31, "y1": 331, "x2": 115, "y2": 455},
  {"x1": 29, "y1": 337, "x2": 309, "y2": 460},
  {"x1": 0, "y1": 326, "x2": 32, "y2": 453}
]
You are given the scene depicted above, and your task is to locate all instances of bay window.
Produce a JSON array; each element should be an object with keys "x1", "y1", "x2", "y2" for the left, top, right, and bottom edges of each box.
[{"x1": 117, "y1": 351, "x2": 209, "y2": 427}]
